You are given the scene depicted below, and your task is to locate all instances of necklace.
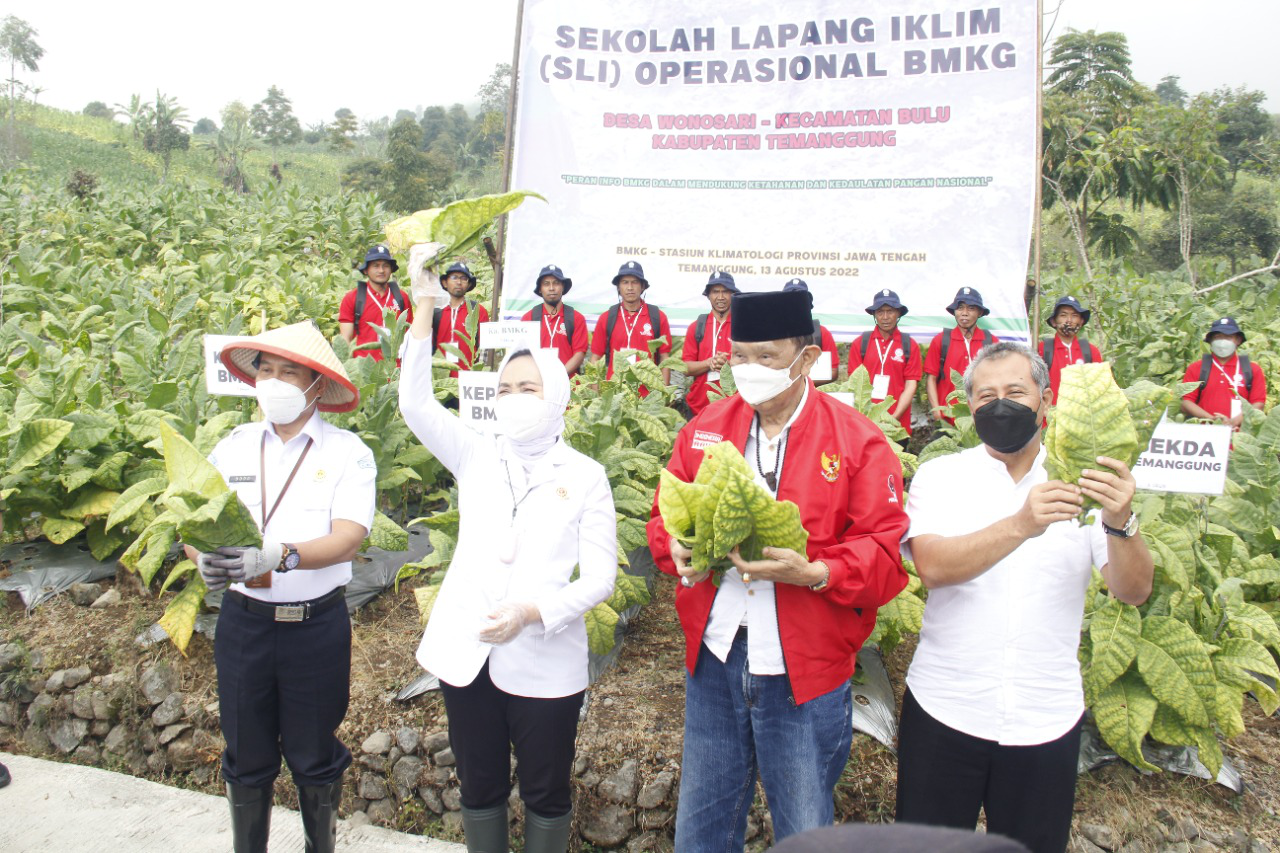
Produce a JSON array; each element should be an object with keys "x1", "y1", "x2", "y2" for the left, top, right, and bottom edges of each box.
[
  {"x1": 498, "y1": 459, "x2": 536, "y2": 564},
  {"x1": 753, "y1": 417, "x2": 789, "y2": 492}
]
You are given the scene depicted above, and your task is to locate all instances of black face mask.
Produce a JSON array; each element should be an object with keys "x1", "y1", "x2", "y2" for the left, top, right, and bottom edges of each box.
[{"x1": 973, "y1": 397, "x2": 1042, "y2": 454}]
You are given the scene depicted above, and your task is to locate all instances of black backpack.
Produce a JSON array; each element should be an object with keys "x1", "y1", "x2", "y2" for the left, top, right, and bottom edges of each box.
[
  {"x1": 604, "y1": 302, "x2": 661, "y2": 367},
  {"x1": 932, "y1": 328, "x2": 993, "y2": 378},
  {"x1": 533, "y1": 304, "x2": 578, "y2": 346},
  {"x1": 1039, "y1": 337, "x2": 1095, "y2": 370},
  {"x1": 858, "y1": 331, "x2": 915, "y2": 364},
  {"x1": 432, "y1": 299, "x2": 479, "y2": 349},
  {"x1": 353, "y1": 280, "x2": 408, "y2": 335},
  {"x1": 1195, "y1": 353, "x2": 1253, "y2": 402}
]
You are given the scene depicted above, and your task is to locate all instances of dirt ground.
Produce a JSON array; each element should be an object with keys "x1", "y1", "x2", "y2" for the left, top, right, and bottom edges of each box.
[{"x1": 3, "y1": 567, "x2": 1279, "y2": 849}]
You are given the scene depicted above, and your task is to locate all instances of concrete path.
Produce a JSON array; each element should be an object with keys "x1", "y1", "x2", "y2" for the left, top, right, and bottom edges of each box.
[{"x1": 0, "y1": 752, "x2": 465, "y2": 852}]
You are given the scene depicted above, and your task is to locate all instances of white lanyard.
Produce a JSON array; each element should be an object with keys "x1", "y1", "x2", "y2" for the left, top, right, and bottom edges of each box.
[
  {"x1": 710, "y1": 314, "x2": 727, "y2": 355},
  {"x1": 449, "y1": 303, "x2": 467, "y2": 341},
  {"x1": 367, "y1": 285, "x2": 395, "y2": 314},
  {"x1": 542, "y1": 309, "x2": 563, "y2": 344},
  {"x1": 621, "y1": 306, "x2": 644, "y2": 347},
  {"x1": 1211, "y1": 357, "x2": 1242, "y2": 394},
  {"x1": 873, "y1": 332, "x2": 894, "y2": 374}
]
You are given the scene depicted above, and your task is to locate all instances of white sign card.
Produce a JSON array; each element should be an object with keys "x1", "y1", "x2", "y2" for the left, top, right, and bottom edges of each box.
[
  {"x1": 456, "y1": 372, "x2": 501, "y2": 434},
  {"x1": 478, "y1": 322, "x2": 541, "y2": 351},
  {"x1": 204, "y1": 334, "x2": 255, "y2": 397},
  {"x1": 1131, "y1": 418, "x2": 1232, "y2": 495},
  {"x1": 827, "y1": 392, "x2": 856, "y2": 410},
  {"x1": 810, "y1": 357, "x2": 834, "y2": 382}
]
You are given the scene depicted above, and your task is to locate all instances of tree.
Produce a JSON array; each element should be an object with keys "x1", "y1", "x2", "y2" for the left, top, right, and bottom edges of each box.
[
  {"x1": 330, "y1": 108, "x2": 358, "y2": 151},
  {"x1": 203, "y1": 115, "x2": 253, "y2": 193},
  {"x1": 394, "y1": 109, "x2": 417, "y2": 124},
  {"x1": 193, "y1": 117, "x2": 218, "y2": 134},
  {"x1": 83, "y1": 101, "x2": 115, "y2": 121},
  {"x1": 362, "y1": 116, "x2": 390, "y2": 158},
  {"x1": 419, "y1": 105, "x2": 450, "y2": 149},
  {"x1": 1151, "y1": 184, "x2": 1280, "y2": 275},
  {"x1": 303, "y1": 121, "x2": 327, "y2": 145},
  {"x1": 222, "y1": 101, "x2": 250, "y2": 132},
  {"x1": 0, "y1": 15, "x2": 43, "y2": 136},
  {"x1": 116, "y1": 94, "x2": 150, "y2": 141},
  {"x1": 1154, "y1": 75, "x2": 1187, "y2": 107},
  {"x1": 341, "y1": 158, "x2": 384, "y2": 194},
  {"x1": 1046, "y1": 30, "x2": 1139, "y2": 117},
  {"x1": 383, "y1": 116, "x2": 438, "y2": 212},
  {"x1": 141, "y1": 91, "x2": 191, "y2": 182},
  {"x1": 250, "y1": 86, "x2": 302, "y2": 175},
  {"x1": 477, "y1": 63, "x2": 512, "y2": 116},
  {"x1": 1213, "y1": 87, "x2": 1273, "y2": 186}
]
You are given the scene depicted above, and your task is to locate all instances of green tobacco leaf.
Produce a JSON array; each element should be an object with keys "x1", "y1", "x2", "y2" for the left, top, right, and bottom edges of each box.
[
  {"x1": 1086, "y1": 597, "x2": 1142, "y2": 698},
  {"x1": 585, "y1": 602, "x2": 621, "y2": 656},
  {"x1": 159, "y1": 558, "x2": 197, "y2": 595},
  {"x1": 1212, "y1": 638, "x2": 1280, "y2": 716},
  {"x1": 657, "y1": 470, "x2": 700, "y2": 543},
  {"x1": 1093, "y1": 672, "x2": 1159, "y2": 772},
  {"x1": 384, "y1": 208, "x2": 443, "y2": 255},
  {"x1": 1045, "y1": 363, "x2": 1138, "y2": 513},
  {"x1": 414, "y1": 582, "x2": 443, "y2": 626},
  {"x1": 62, "y1": 411, "x2": 119, "y2": 450},
  {"x1": 367, "y1": 511, "x2": 409, "y2": 552},
  {"x1": 751, "y1": 496, "x2": 808, "y2": 558},
  {"x1": 106, "y1": 476, "x2": 167, "y2": 531},
  {"x1": 9, "y1": 419, "x2": 74, "y2": 473},
  {"x1": 1135, "y1": 616, "x2": 1216, "y2": 728},
  {"x1": 64, "y1": 487, "x2": 122, "y2": 521},
  {"x1": 91, "y1": 451, "x2": 132, "y2": 489},
  {"x1": 711, "y1": 468, "x2": 757, "y2": 559},
  {"x1": 1212, "y1": 684, "x2": 1246, "y2": 738},
  {"x1": 1123, "y1": 380, "x2": 1176, "y2": 453},
  {"x1": 41, "y1": 516, "x2": 85, "y2": 544},
  {"x1": 137, "y1": 523, "x2": 177, "y2": 584},
  {"x1": 176, "y1": 489, "x2": 261, "y2": 553},
  {"x1": 1148, "y1": 704, "x2": 1223, "y2": 777},
  {"x1": 85, "y1": 520, "x2": 128, "y2": 561},
  {"x1": 157, "y1": 576, "x2": 207, "y2": 656},
  {"x1": 1225, "y1": 602, "x2": 1280, "y2": 655},
  {"x1": 607, "y1": 571, "x2": 651, "y2": 614}
]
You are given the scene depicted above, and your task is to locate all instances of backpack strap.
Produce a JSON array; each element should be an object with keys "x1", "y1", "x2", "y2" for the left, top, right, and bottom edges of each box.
[
  {"x1": 693, "y1": 313, "x2": 709, "y2": 347},
  {"x1": 1080, "y1": 338, "x2": 1094, "y2": 364},
  {"x1": 604, "y1": 304, "x2": 621, "y2": 368},
  {"x1": 387, "y1": 280, "x2": 407, "y2": 313},
  {"x1": 1040, "y1": 337, "x2": 1055, "y2": 372},
  {"x1": 1195, "y1": 353, "x2": 1214, "y2": 402},
  {"x1": 563, "y1": 306, "x2": 576, "y2": 346},
  {"x1": 354, "y1": 282, "x2": 369, "y2": 334},
  {"x1": 859, "y1": 332, "x2": 872, "y2": 360},
  {"x1": 1240, "y1": 354, "x2": 1254, "y2": 395},
  {"x1": 935, "y1": 332, "x2": 950, "y2": 378},
  {"x1": 649, "y1": 304, "x2": 661, "y2": 359}
]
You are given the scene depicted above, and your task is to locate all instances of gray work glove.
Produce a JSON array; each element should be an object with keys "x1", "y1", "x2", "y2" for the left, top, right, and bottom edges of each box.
[
  {"x1": 197, "y1": 552, "x2": 230, "y2": 592},
  {"x1": 207, "y1": 542, "x2": 284, "y2": 583}
]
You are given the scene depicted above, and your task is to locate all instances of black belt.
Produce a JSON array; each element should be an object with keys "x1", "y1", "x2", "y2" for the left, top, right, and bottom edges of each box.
[{"x1": 225, "y1": 587, "x2": 345, "y2": 623}]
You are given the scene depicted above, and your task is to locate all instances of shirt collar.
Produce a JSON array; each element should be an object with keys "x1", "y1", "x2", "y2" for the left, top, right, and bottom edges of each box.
[
  {"x1": 756, "y1": 380, "x2": 810, "y2": 446},
  {"x1": 261, "y1": 409, "x2": 326, "y2": 450},
  {"x1": 972, "y1": 441, "x2": 1047, "y2": 486}
]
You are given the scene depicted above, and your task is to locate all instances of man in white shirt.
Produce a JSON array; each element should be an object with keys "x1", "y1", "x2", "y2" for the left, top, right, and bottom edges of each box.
[
  {"x1": 898, "y1": 342, "x2": 1152, "y2": 853},
  {"x1": 191, "y1": 321, "x2": 377, "y2": 853}
]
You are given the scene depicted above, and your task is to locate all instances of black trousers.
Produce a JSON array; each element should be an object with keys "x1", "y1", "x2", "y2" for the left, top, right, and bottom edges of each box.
[
  {"x1": 895, "y1": 689, "x2": 1082, "y2": 853},
  {"x1": 439, "y1": 660, "x2": 584, "y2": 817},
  {"x1": 214, "y1": 592, "x2": 353, "y2": 788}
]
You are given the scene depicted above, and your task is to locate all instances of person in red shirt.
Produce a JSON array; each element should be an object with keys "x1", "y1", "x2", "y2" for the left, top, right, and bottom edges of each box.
[
  {"x1": 782, "y1": 279, "x2": 838, "y2": 384},
  {"x1": 1038, "y1": 296, "x2": 1103, "y2": 403},
  {"x1": 338, "y1": 245, "x2": 413, "y2": 361},
  {"x1": 1180, "y1": 316, "x2": 1267, "y2": 429},
  {"x1": 924, "y1": 287, "x2": 999, "y2": 425},
  {"x1": 848, "y1": 289, "x2": 923, "y2": 437},
  {"x1": 646, "y1": 288, "x2": 909, "y2": 848},
  {"x1": 434, "y1": 262, "x2": 489, "y2": 376},
  {"x1": 519, "y1": 264, "x2": 589, "y2": 374},
  {"x1": 589, "y1": 261, "x2": 672, "y2": 394},
  {"x1": 682, "y1": 270, "x2": 738, "y2": 414}
]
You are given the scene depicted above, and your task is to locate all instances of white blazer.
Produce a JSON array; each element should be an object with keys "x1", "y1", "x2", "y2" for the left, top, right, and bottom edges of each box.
[{"x1": 398, "y1": 335, "x2": 617, "y2": 698}]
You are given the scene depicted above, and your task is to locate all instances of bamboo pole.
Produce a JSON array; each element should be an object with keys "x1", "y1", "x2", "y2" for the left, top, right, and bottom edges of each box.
[
  {"x1": 490, "y1": 0, "x2": 526, "y2": 327},
  {"x1": 1032, "y1": 0, "x2": 1044, "y2": 337}
]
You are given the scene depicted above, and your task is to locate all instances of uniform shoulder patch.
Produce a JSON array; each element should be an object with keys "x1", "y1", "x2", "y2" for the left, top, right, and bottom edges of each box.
[
  {"x1": 691, "y1": 430, "x2": 723, "y2": 450},
  {"x1": 357, "y1": 454, "x2": 377, "y2": 470}
]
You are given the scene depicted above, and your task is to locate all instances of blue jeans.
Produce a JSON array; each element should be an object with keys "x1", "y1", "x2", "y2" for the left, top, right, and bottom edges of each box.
[{"x1": 675, "y1": 631, "x2": 854, "y2": 852}]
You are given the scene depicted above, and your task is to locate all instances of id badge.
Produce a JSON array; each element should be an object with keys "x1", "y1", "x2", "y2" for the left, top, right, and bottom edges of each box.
[
  {"x1": 810, "y1": 358, "x2": 833, "y2": 382},
  {"x1": 871, "y1": 373, "x2": 891, "y2": 401},
  {"x1": 708, "y1": 370, "x2": 720, "y2": 381},
  {"x1": 1231, "y1": 397, "x2": 1243, "y2": 420},
  {"x1": 626, "y1": 353, "x2": 640, "y2": 365}
]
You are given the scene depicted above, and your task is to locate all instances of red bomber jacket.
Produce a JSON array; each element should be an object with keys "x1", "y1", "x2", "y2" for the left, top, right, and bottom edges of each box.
[{"x1": 646, "y1": 381, "x2": 910, "y2": 705}]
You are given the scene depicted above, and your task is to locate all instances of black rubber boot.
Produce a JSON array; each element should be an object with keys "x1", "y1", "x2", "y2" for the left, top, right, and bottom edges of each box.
[
  {"x1": 0, "y1": 760, "x2": 10, "y2": 788},
  {"x1": 298, "y1": 778, "x2": 343, "y2": 853},
  {"x1": 460, "y1": 802, "x2": 509, "y2": 853},
  {"x1": 225, "y1": 782, "x2": 272, "y2": 853},
  {"x1": 524, "y1": 808, "x2": 573, "y2": 853}
]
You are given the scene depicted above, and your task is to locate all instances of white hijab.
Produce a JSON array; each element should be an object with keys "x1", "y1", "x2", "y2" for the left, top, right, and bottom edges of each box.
[{"x1": 495, "y1": 347, "x2": 571, "y2": 462}]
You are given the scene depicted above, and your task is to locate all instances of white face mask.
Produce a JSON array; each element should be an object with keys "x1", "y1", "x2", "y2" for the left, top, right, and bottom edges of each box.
[
  {"x1": 1210, "y1": 339, "x2": 1238, "y2": 359},
  {"x1": 256, "y1": 376, "x2": 320, "y2": 425},
  {"x1": 495, "y1": 393, "x2": 561, "y2": 443},
  {"x1": 731, "y1": 348, "x2": 805, "y2": 407}
]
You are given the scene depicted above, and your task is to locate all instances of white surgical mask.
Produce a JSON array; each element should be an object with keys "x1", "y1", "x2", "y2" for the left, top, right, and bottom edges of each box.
[
  {"x1": 1210, "y1": 339, "x2": 1238, "y2": 359},
  {"x1": 256, "y1": 376, "x2": 320, "y2": 424},
  {"x1": 495, "y1": 393, "x2": 561, "y2": 443},
  {"x1": 731, "y1": 348, "x2": 805, "y2": 407}
]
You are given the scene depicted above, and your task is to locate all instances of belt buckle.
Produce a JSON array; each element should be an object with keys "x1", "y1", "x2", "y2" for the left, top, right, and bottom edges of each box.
[{"x1": 274, "y1": 605, "x2": 305, "y2": 623}]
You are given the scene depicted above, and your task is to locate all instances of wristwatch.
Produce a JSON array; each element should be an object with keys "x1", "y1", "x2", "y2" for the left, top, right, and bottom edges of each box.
[
  {"x1": 809, "y1": 563, "x2": 831, "y2": 593},
  {"x1": 1101, "y1": 512, "x2": 1139, "y2": 539},
  {"x1": 277, "y1": 544, "x2": 301, "y2": 573}
]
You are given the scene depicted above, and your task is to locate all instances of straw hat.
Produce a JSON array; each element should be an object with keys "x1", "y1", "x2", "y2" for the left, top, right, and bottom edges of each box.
[{"x1": 220, "y1": 321, "x2": 359, "y2": 412}]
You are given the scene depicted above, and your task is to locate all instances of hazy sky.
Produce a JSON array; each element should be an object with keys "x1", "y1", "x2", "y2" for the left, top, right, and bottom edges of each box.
[{"x1": 6, "y1": 0, "x2": 1278, "y2": 125}]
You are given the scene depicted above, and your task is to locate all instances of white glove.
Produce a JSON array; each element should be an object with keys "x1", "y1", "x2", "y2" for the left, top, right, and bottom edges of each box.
[
  {"x1": 479, "y1": 602, "x2": 541, "y2": 645},
  {"x1": 209, "y1": 541, "x2": 285, "y2": 583},
  {"x1": 197, "y1": 552, "x2": 230, "y2": 592},
  {"x1": 408, "y1": 242, "x2": 447, "y2": 305}
]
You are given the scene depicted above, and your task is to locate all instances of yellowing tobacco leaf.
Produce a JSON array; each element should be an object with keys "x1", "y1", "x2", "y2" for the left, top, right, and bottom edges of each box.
[{"x1": 1046, "y1": 363, "x2": 1138, "y2": 513}]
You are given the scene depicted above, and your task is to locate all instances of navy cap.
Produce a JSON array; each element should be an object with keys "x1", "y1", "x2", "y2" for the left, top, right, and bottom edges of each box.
[
  {"x1": 1046, "y1": 295, "x2": 1091, "y2": 327},
  {"x1": 441, "y1": 262, "x2": 477, "y2": 292},
  {"x1": 1205, "y1": 316, "x2": 1244, "y2": 342},
  {"x1": 612, "y1": 260, "x2": 649, "y2": 289},
  {"x1": 946, "y1": 286, "x2": 990, "y2": 316},
  {"x1": 782, "y1": 277, "x2": 814, "y2": 308},
  {"x1": 357, "y1": 244, "x2": 398, "y2": 274},
  {"x1": 703, "y1": 270, "x2": 739, "y2": 296},
  {"x1": 534, "y1": 264, "x2": 572, "y2": 295},
  {"x1": 866, "y1": 288, "x2": 909, "y2": 317}
]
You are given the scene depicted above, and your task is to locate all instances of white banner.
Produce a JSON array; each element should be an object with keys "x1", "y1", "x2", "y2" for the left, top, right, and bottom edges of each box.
[
  {"x1": 503, "y1": 0, "x2": 1038, "y2": 344},
  {"x1": 457, "y1": 372, "x2": 501, "y2": 433},
  {"x1": 204, "y1": 334, "x2": 255, "y2": 397},
  {"x1": 1132, "y1": 418, "x2": 1232, "y2": 496}
]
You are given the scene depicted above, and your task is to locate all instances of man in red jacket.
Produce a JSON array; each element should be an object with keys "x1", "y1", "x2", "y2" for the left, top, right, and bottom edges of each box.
[{"x1": 646, "y1": 289, "x2": 910, "y2": 850}]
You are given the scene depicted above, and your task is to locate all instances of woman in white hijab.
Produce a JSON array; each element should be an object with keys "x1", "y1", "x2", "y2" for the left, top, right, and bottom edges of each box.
[{"x1": 398, "y1": 246, "x2": 618, "y2": 853}]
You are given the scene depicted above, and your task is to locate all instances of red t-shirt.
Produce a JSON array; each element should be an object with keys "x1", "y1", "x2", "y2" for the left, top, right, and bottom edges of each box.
[
  {"x1": 1181, "y1": 354, "x2": 1267, "y2": 419},
  {"x1": 923, "y1": 326, "x2": 999, "y2": 424},
  {"x1": 436, "y1": 300, "x2": 490, "y2": 375},
  {"x1": 681, "y1": 312, "x2": 733, "y2": 414},
  {"x1": 520, "y1": 304, "x2": 589, "y2": 367},
  {"x1": 817, "y1": 324, "x2": 839, "y2": 380},
  {"x1": 1041, "y1": 334, "x2": 1103, "y2": 403},
  {"x1": 848, "y1": 329, "x2": 924, "y2": 434},
  {"x1": 590, "y1": 304, "x2": 672, "y2": 395},
  {"x1": 338, "y1": 283, "x2": 414, "y2": 361}
]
